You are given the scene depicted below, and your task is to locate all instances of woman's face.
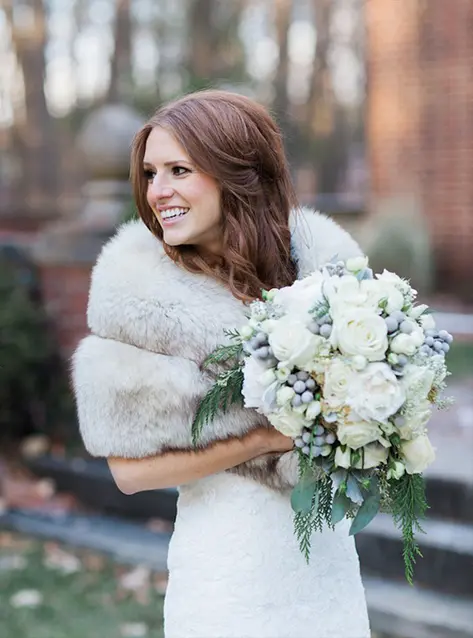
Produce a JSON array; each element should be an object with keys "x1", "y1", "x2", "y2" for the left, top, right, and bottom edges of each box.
[{"x1": 144, "y1": 127, "x2": 223, "y2": 253}]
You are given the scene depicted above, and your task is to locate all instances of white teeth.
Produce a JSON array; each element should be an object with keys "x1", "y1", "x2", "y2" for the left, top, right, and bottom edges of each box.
[{"x1": 161, "y1": 207, "x2": 189, "y2": 220}]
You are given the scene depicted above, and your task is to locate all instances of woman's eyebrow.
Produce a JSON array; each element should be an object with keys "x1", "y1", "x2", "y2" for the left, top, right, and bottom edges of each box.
[{"x1": 143, "y1": 159, "x2": 193, "y2": 166}]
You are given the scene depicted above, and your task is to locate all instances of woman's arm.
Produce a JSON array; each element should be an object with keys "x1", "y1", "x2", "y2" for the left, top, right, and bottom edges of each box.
[{"x1": 108, "y1": 426, "x2": 293, "y2": 494}]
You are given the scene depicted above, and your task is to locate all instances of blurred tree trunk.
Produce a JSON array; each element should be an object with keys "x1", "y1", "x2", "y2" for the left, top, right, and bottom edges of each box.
[
  {"x1": 107, "y1": 0, "x2": 133, "y2": 103},
  {"x1": 5, "y1": 0, "x2": 59, "y2": 214},
  {"x1": 272, "y1": 0, "x2": 292, "y2": 121},
  {"x1": 188, "y1": 0, "x2": 217, "y2": 83},
  {"x1": 305, "y1": 0, "x2": 335, "y2": 136}
]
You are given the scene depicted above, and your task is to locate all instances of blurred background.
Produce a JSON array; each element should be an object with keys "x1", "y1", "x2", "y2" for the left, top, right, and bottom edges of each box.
[{"x1": 0, "y1": 1, "x2": 472, "y2": 637}]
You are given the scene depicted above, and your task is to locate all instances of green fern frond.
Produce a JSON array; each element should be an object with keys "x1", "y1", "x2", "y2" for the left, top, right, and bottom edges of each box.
[
  {"x1": 313, "y1": 474, "x2": 334, "y2": 532},
  {"x1": 192, "y1": 367, "x2": 244, "y2": 445},
  {"x1": 294, "y1": 509, "x2": 318, "y2": 563},
  {"x1": 388, "y1": 473, "x2": 429, "y2": 584},
  {"x1": 203, "y1": 342, "x2": 243, "y2": 368}
]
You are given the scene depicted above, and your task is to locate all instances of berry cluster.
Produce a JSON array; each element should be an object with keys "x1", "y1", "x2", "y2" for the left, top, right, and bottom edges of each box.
[
  {"x1": 287, "y1": 370, "x2": 317, "y2": 407},
  {"x1": 308, "y1": 314, "x2": 333, "y2": 339},
  {"x1": 295, "y1": 424, "x2": 336, "y2": 457},
  {"x1": 419, "y1": 329, "x2": 453, "y2": 357}
]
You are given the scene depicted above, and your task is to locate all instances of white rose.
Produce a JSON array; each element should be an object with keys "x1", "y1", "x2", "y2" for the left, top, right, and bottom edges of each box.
[
  {"x1": 376, "y1": 269, "x2": 411, "y2": 295},
  {"x1": 354, "y1": 443, "x2": 389, "y2": 469},
  {"x1": 269, "y1": 318, "x2": 320, "y2": 368},
  {"x1": 347, "y1": 362, "x2": 406, "y2": 424},
  {"x1": 268, "y1": 407, "x2": 306, "y2": 438},
  {"x1": 401, "y1": 434, "x2": 436, "y2": 474},
  {"x1": 337, "y1": 419, "x2": 383, "y2": 450},
  {"x1": 346, "y1": 256, "x2": 369, "y2": 272},
  {"x1": 275, "y1": 366, "x2": 291, "y2": 382},
  {"x1": 332, "y1": 309, "x2": 388, "y2": 361},
  {"x1": 276, "y1": 386, "x2": 296, "y2": 406},
  {"x1": 323, "y1": 358, "x2": 356, "y2": 410},
  {"x1": 420, "y1": 313, "x2": 436, "y2": 331},
  {"x1": 384, "y1": 286, "x2": 405, "y2": 313},
  {"x1": 242, "y1": 356, "x2": 272, "y2": 410},
  {"x1": 273, "y1": 273, "x2": 324, "y2": 321},
  {"x1": 328, "y1": 276, "x2": 382, "y2": 316},
  {"x1": 390, "y1": 333, "x2": 418, "y2": 356},
  {"x1": 387, "y1": 461, "x2": 406, "y2": 480},
  {"x1": 334, "y1": 446, "x2": 352, "y2": 469}
]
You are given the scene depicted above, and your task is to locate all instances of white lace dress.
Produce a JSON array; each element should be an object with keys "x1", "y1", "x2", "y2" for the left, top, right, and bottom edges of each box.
[{"x1": 164, "y1": 472, "x2": 370, "y2": 638}]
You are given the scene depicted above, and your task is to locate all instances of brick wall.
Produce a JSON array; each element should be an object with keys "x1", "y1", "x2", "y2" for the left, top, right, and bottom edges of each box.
[{"x1": 366, "y1": 0, "x2": 473, "y2": 300}]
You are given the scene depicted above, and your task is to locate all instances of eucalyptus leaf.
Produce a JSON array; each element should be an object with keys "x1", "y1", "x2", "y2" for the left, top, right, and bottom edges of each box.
[
  {"x1": 346, "y1": 474, "x2": 364, "y2": 505},
  {"x1": 349, "y1": 478, "x2": 381, "y2": 536},
  {"x1": 291, "y1": 474, "x2": 318, "y2": 515},
  {"x1": 331, "y1": 491, "x2": 351, "y2": 525}
]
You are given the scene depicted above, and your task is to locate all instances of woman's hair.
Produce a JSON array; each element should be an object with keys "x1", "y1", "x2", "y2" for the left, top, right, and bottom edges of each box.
[{"x1": 130, "y1": 89, "x2": 299, "y2": 302}]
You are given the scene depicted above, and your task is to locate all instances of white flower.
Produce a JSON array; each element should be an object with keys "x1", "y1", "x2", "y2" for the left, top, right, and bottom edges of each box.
[
  {"x1": 306, "y1": 400, "x2": 322, "y2": 420},
  {"x1": 276, "y1": 386, "x2": 295, "y2": 406},
  {"x1": 351, "y1": 355, "x2": 368, "y2": 371},
  {"x1": 402, "y1": 365, "x2": 435, "y2": 401},
  {"x1": 420, "y1": 313, "x2": 436, "y2": 331},
  {"x1": 337, "y1": 419, "x2": 384, "y2": 450},
  {"x1": 242, "y1": 357, "x2": 273, "y2": 410},
  {"x1": 347, "y1": 362, "x2": 406, "y2": 424},
  {"x1": 387, "y1": 461, "x2": 406, "y2": 480},
  {"x1": 328, "y1": 276, "x2": 381, "y2": 316},
  {"x1": 354, "y1": 443, "x2": 389, "y2": 469},
  {"x1": 334, "y1": 446, "x2": 352, "y2": 468},
  {"x1": 249, "y1": 301, "x2": 267, "y2": 321},
  {"x1": 390, "y1": 333, "x2": 418, "y2": 356},
  {"x1": 376, "y1": 269, "x2": 411, "y2": 295},
  {"x1": 401, "y1": 434, "x2": 436, "y2": 474},
  {"x1": 332, "y1": 309, "x2": 389, "y2": 361},
  {"x1": 239, "y1": 325, "x2": 253, "y2": 340},
  {"x1": 397, "y1": 400, "x2": 432, "y2": 439},
  {"x1": 323, "y1": 358, "x2": 356, "y2": 411},
  {"x1": 346, "y1": 256, "x2": 369, "y2": 272},
  {"x1": 275, "y1": 366, "x2": 291, "y2": 382},
  {"x1": 260, "y1": 369, "x2": 277, "y2": 386},
  {"x1": 268, "y1": 318, "x2": 321, "y2": 368},
  {"x1": 268, "y1": 407, "x2": 306, "y2": 438},
  {"x1": 384, "y1": 287, "x2": 405, "y2": 313},
  {"x1": 408, "y1": 304, "x2": 429, "y2": 320},
  {"x1": 273, "y1": 272, "x2": 324, "y2": 321}
]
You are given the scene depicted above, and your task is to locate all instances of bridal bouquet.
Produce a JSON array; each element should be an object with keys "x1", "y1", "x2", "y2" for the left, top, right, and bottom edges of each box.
[{"x1": 192, "y1": 256, "x2": 453, "y2": 583}]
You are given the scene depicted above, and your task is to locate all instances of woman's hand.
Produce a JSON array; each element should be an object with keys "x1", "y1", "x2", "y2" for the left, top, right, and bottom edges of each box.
[{"x1": 248, "y1": 425, "x2": 295, "y2": 455}]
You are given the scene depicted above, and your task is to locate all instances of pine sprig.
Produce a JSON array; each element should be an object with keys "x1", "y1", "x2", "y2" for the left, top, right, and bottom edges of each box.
[
  {"x1": 203, "y1": 338, "x2": 243, "y2": 368},
  {"x1": 388, "y1": 473, "x2": 429, "y2": 584},
  {"x1": 313, "y1": 474, "x2": 334, "y2": 532},
  {"x1": 192, "y1": 367, "x2": 244, "y2": 445},
  {"x1": 294, "y1": 507, "x2": 318, "y2": 563}
]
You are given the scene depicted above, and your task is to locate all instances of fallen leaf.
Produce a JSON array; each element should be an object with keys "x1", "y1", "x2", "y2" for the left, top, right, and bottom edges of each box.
[{"x1": 10, "y1": 589, "x2": 43, "y2": 608}]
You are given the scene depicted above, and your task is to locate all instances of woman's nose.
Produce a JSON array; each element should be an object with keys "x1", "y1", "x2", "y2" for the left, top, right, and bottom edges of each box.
[{"x1": 148, "y1": 175, "x2": 174, "y2": 201}]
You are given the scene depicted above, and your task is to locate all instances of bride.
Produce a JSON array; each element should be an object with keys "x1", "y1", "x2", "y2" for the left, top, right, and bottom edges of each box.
[{"x1": 72, "y1": 89, "x2": 371, "y2": 638}]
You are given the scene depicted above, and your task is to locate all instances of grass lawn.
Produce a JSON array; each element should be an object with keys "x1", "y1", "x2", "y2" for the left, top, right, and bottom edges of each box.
[{"x1": 0, "y1": 532, "x2": 165, "y2": 638}]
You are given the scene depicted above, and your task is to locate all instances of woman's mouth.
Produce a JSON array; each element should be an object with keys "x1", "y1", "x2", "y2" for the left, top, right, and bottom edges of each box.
[{"x1": 160, "y1": 207, "x2": 190, "y2": 225}]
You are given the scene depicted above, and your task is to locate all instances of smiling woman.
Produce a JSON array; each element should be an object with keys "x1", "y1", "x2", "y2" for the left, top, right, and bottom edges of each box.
[{"x1": 73, "y1": 89, "x2": 370, "y2": 638}]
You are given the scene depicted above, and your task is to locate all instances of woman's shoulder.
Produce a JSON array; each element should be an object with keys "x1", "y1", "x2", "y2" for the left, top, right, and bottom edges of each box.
[{"x1": 290, "y1": 207, "x2": 363, "y2": 277}]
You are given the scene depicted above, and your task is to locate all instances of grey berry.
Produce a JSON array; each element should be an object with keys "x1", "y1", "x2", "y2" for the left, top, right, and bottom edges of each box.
[
  {"x1": 312, "y1": 446, "x2": 323, "y2": 457},
  {"x1": 424, "y1": 336, "x2": 434, "y2": 346},
  {"x1": 293, "y1": 380, "x2": 306, "y2": 394},
  {"x1": 325, "y1": 432, "x2": 336, "y2": 445},
  {"x1": 249, "y1": 337, "x2": 260, "y2": 350},
  {"x1": 301, "y1": 391, "x2": 314, "y2": 404},
  {"x1": 305, "y1": 378, "x2": 316, "y2": 390},
  {"x1": 302, "y1": 445, "x2": 311, "y2": 455},
  {"x1": 255, "y1": 332, "x2": 268, "y2": 346},
  {"x1": 302, "y1": 432, "x2": 311, "y2": 444},
  {"x1": 438, "y1": 330, "x2": 449, "y2": 341},
  {"x1": 314, "y1": 425, "x2": 325, "y2": 435},
  {"x1": 442, "y1": 342, "x2": 450, "y2": 353},
  {"x1": 292, "y1": 395, "x2": 302, "y2": 407},
  {"x1": 295, "y1": 438, "x2": 304, "y2": 448},
  {"x1": 255, "y1": 346, "x2": 269, "y2": 359},
  {"x1": 425, "y1": 329, "x2": 437, "y2": 338},
  {"x1": 385, "y1": 317, "x2": 398, "y2": 333},
  {"x1": 397, "y1": 354, "x2": 408, "y2": 366},
  {"x1": 433, "y1": 341, "x2": 443, "y2": 352},
  {"x1": 400, "y1": 321, "x2": 413, "y2": 334},
  {"x1": 308, "y1": 321, "x2": 320, "y2": 335},
  {"x1": 287, "y1": 374, "x2": 297, "y2": 386},
  {"x1": 419, "y1": 345, "x2": 432, "y2": 356},
  {"x1": 297, "y1": 371, "x2": 310, "y2": 381},
  {"x1": 391, "y1": 311, "x2": 406, "y2": 323},
  {"x1": 320, "y1": 324, "x2": 332, "y2": 338},
  {"x1": 394, "y1": 415, "x2": 405, "y2": 427},
  {"x1": 314, "y1": 435, "x2": 325, "y2": 446}
]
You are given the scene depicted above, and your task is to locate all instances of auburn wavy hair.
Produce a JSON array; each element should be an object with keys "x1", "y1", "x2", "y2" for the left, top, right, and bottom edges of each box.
[{"x1": 130, "y1": 89, "x2": 299, "y2": 302}]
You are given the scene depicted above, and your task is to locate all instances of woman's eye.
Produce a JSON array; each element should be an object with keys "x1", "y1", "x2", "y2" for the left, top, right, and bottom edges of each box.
[
  {"x1": 172, "y1": 166, "x2": 190, "y2": 177},
  {"x1": 144, "y1": 169, "x2": 156, "y2": 182}
]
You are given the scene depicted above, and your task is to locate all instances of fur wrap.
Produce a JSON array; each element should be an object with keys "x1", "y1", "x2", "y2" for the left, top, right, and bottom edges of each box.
[{"x1": 71, "y1": 207, "x2": 362, "y2": 492}]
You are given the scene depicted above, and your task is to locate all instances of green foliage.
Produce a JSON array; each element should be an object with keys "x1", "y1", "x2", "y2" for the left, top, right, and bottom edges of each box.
[
  {"x1": 191, "y1": 367, "x2": 244, "y2": 446},
  {"x1": 203, "y1": 332, "x2": 243, "y2": 368},
  {"x1": 388, "y1": 473, "x2": 429, "y2": 585},
  {"x1": 349, "y1": 476, "x2": 381, "y2": 536},
  {"x1": 0, "y1": 255, "x2": 74, "y2": 442}
]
